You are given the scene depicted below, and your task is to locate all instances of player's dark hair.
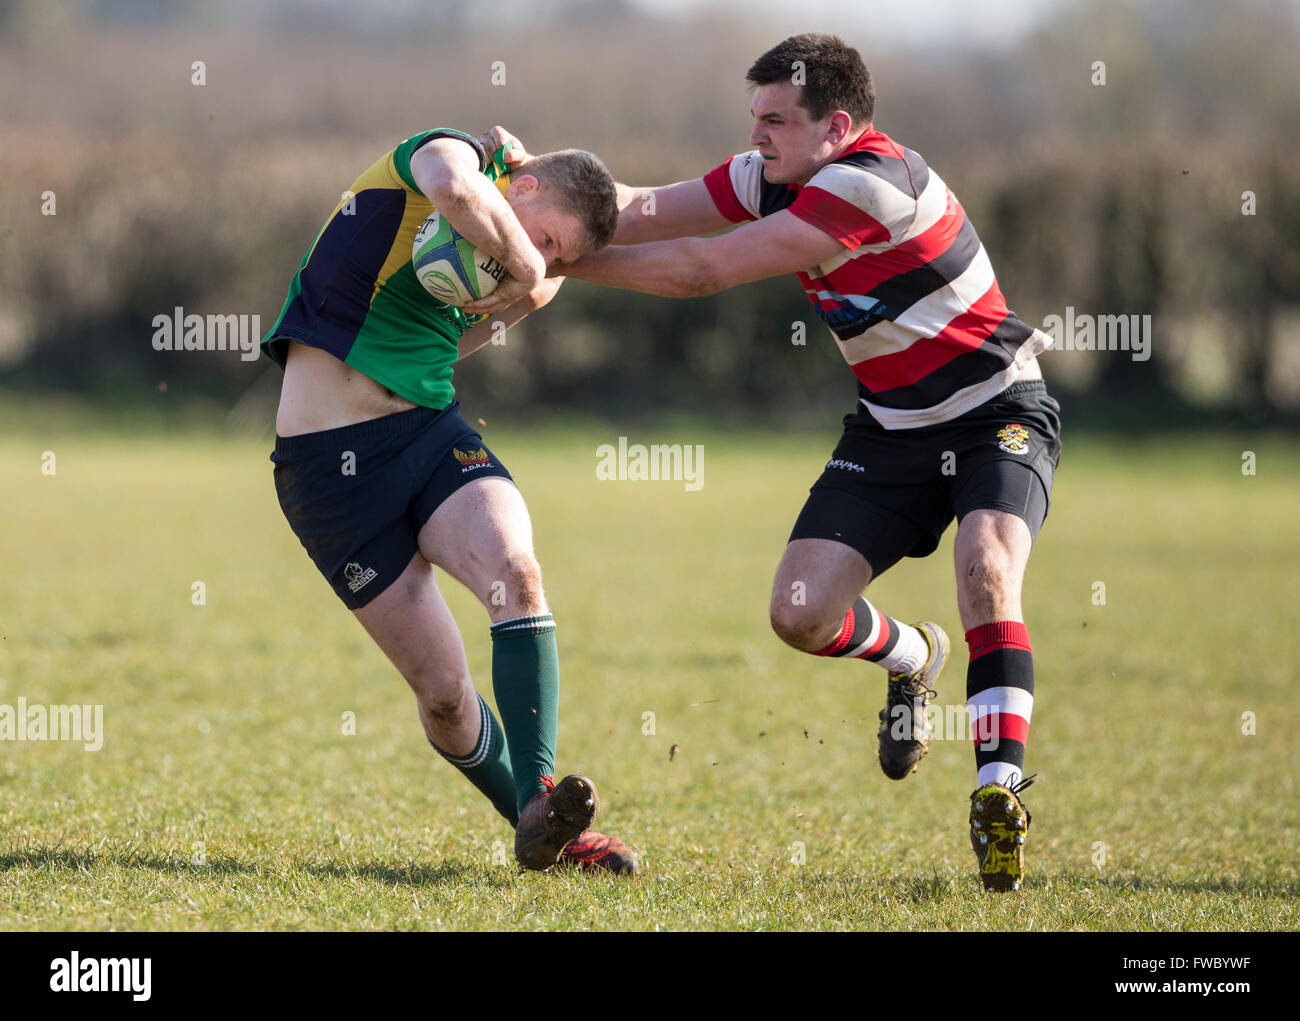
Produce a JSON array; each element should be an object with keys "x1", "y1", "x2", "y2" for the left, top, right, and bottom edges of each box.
[
  {"x1": 525, "y1": 149, "x2": 619, "y2": 252},
  {"x1": 746, "y1": 33, "x2": 874, "y2": 125}
]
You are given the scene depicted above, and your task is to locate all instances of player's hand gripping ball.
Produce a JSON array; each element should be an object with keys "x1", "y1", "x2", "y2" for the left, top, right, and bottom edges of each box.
[{"x1": 412, "y1": 212, "x2": 507, "y2": 307}]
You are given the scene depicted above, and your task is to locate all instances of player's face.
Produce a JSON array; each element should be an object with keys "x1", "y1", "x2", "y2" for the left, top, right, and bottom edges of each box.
[
  {"x1": 507, "y1": 178, "x2": 588, "y2": 266},
  {"x1": 749, "y1": 81, "x2": 836, "y2": 186}
]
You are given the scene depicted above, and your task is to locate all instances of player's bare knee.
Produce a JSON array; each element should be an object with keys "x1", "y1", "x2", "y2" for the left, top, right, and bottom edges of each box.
[
  {"x1": 769, "y1": 600, "x2": 836, "y2": 652},
  {"x1": 409, "y1": 668, "x2": 471, "y2": 723},
  {"x1": 960, "y1": 549, "x2": 1020, "y2": 608},
  {"x1": 423, "y1": 689, "x2": 470, "y2": 725},
  {"x1": 493, "y1": 550, "x2": 546, "y2": 616}
]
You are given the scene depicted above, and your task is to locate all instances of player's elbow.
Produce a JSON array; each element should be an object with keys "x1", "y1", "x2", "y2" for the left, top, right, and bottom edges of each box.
[
  {"x1": 424, "y1": 172, "x2": 470, "y2": 210},
  {"x1": 415, "y1": 154, "x2": 472, "y2": 207}
]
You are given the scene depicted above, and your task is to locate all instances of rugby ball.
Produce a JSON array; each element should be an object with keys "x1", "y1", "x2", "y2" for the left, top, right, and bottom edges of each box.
[{"x1": 411, "y1": 212, "x2": 506, "y2": 306}]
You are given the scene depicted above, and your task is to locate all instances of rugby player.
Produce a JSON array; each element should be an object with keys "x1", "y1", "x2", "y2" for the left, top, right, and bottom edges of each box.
[
  {"x1": 262, "y1": 128, "x2": 636, "y2": 874},
  {"x1": 473, "y1": 36, "x2": 1061, "y2": 892}
]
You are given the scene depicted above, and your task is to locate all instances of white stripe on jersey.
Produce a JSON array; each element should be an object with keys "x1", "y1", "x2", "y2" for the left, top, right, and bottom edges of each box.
[
  {"x1": 899, "y1": 173, "x2": 953, "y2": 242},
  {"x1": 892, "y1": 243, "x2": 997, "y2": 334},
  {"x1": 727, "y1": 151, "x2": 765, "y2": 219},
  {"x1": 859, "y1": 331, "x2": 1054, "y2": 430},
  {"x1": 811, "y1": 173, "x2": 951, "y2": 276},
  {"x1": 826, "y1": 245, "x2": 997, "y2": 367},
  {"x1": 804, "y1": 162, "x2": 918, "y2": 244}
]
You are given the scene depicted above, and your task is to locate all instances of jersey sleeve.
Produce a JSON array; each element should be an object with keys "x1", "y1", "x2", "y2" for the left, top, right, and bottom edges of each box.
[
  {"x1": 787, "y1": 163, "x2": 898, "y2": 250},
  {"x1": 702, "y1": 151, "x2": 767, "y2": 223},
  {"x1": 392, "y1": 128, "x2": 489, "y2": 196}
]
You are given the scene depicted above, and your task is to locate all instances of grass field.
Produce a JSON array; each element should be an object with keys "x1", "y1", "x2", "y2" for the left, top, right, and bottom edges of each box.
[{"x1": 1, "y1": 410, "x2": 1297, "y2": 931}]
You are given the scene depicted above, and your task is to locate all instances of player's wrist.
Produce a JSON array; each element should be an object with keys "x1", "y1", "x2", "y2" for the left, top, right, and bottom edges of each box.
[{"x1": 502, "y1": 246, "x2": 545, "y2": 291}]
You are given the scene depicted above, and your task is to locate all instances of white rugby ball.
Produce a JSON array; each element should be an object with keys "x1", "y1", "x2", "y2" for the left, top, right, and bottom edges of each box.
[{"x1": 411, "y1": 212, "x2": 506, "y2": 307}]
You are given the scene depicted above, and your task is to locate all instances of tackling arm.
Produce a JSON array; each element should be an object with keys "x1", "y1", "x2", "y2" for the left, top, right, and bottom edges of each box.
[
  {"x1": 611, "y1": 178, "x2": 732, "y2": 244},
  {"x1": 474, "y1": 125, "x2": 729, "y2": 245},
  {"x1": 564, "y1": 209, "x2": 847, "y2": 297}
]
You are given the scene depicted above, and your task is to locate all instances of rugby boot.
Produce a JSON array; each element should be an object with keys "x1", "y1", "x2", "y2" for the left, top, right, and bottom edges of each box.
[
  {"x1": 514, "y1": 773, "x2": 598, "y2": 870},
  {"x1": 877, "y1": 621, "x2": 949, "y2": 779},
  {"x1": 969, "y1": 773, "x2": 1036, "y2": 892},
  {"x1": 558, "y1": 829, "x2": 638, "y2": 876}
]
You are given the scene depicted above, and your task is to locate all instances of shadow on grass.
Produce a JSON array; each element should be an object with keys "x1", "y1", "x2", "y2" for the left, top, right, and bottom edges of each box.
[
  {"x1": 783, "y1": 868, "x2": 967, "y2": 904},
  {"x1": 0, "y1": 844, "x2": 514, "y2": 889},
  {"x1": 1084, "y1": 874, "x2": 1300, "y2": 897},
  {"x1": 299, "y1": 858, "x2": 515, "y2": 889},
  {"x1": 784, "y1": 867, "x2": 1300, "y2": 902},
  {"x1": 0, "y1": 844, "x2": 260, "y2": 877}
]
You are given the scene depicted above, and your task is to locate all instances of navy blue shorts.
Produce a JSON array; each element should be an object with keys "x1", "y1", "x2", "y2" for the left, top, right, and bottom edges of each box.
[
  {"x1": 270, "y1": 402, "x2": 513, "y2": 609},
  {"x1": 789, "y1": 380, "x2": 1062, "y2": 578}
]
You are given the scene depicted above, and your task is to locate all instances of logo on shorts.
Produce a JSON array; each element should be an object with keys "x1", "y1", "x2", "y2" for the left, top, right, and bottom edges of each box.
[
  {"x1": 996, "y1": 424, "x2": 1031, "y2": 455},
  {"x1": 453, "y1": 446, "x2": 492, "y2": 473},
  {"x1": 344, "y1": 561, "x2": 379, "y2": 594},
  {"x1": 826, "y1": 458, "x2": 866, "y2": 473}
]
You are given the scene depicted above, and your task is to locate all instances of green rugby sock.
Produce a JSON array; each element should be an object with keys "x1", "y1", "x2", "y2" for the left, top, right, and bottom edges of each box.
[
  {"x1": 490, "y1": 614, "x2": 560, "y2": 816},
  {"x1": 429, "y1": 692, "x2": 518, "y2": 826}
]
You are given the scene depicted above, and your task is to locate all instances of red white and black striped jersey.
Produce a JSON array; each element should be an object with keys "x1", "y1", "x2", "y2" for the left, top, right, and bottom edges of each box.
[{"x1": 703, "y1": 130, "x2": 1052, "y2": 429}]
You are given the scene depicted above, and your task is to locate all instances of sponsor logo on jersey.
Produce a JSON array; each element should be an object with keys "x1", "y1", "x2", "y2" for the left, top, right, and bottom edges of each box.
[
  {"x1": 813, "y1": 295, "x2": 889, "y2": 341},
  {"x1": 996, "y1": 424, "x2": 1030, "y2": 455},
  {"x1": 826, "y1": 458, "x2": 866, "y2": 473},
  {"x1": 453, "y1": 446, "x2": 493, "y2": 472},
  {"x1": 344, "y1": 561, "x2": 379, "y2": 593}
]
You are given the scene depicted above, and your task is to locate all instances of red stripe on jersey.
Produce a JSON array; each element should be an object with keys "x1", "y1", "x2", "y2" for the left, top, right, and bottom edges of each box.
[
  {"x1": 795, "y1": 270, "x2": 836, "y2": 310},
  {"x1": 703, "y1": 158, "x2": 755, "y2": 224},
  {"x1": 820, "y1": 194, "x2": 966, "y2": 295},
  {"x1": 850, "y1": 282, "x2": 1010, "y2": 393},
  {"x1": 974, "y1": 712, "x2": 1030, "y2": 748},
  {"x1": 789, "y1": 186, "x2": 891, "y2": 249},
  {"x1": 845, "y1": 129, "x2": 906, "y2": 158},
  {"x1": 965, "y1": 621, "x2": 1033, "y2": 660}
]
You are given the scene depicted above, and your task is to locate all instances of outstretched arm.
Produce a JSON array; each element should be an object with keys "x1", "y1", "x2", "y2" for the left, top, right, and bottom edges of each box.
[
  {"x1": 563, "y1": 209, "x2": 846, "y2": 297},
  {"x1": 611, "y1": 178, "x2": 731, "y2": 244},
  {"x1": 475, "y1": 126, "x2": 730, "y2": 244}
]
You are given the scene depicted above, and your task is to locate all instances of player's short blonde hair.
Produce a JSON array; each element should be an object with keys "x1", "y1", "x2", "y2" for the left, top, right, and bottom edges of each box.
[{"x1": 525, "y1": 149, "x2": 619, "y2": 253}]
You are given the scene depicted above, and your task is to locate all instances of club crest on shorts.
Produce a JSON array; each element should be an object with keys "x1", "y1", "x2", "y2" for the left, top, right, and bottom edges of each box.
[
  {"x1": 996, "y1": 424, "x2": 1030, "y2": 455},
  {"x1": 453, "y1": 446, "x2": 492, "y2": 472},
  {"x1": 343, "y1": 561, "x2": 378, "y2": 593}
]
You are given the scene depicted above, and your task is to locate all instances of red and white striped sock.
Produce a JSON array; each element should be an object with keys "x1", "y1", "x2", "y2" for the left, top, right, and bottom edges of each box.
[
  {"x1": 965, "y1": 621, "x2": 1035, "y2": 789},
  {"x1": 814, "y1": 596, "x2": 929, "y2": 674}
]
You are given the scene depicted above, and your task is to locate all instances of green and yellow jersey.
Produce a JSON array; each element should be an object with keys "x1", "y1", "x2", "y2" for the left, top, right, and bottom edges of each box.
[{"x1": 262, "y1": 129, "x2": 511, "y2": 409}]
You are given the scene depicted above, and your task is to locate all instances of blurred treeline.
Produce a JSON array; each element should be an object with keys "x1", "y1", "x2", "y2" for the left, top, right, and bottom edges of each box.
[{"x1": 2, "y1": 0, "x2": 1298, "y2": 428}]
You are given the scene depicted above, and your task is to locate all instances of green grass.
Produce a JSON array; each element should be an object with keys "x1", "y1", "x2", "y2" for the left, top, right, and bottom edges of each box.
[{"x1": 1, "y1": 416, "x2": 1297, "y2": 931}]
